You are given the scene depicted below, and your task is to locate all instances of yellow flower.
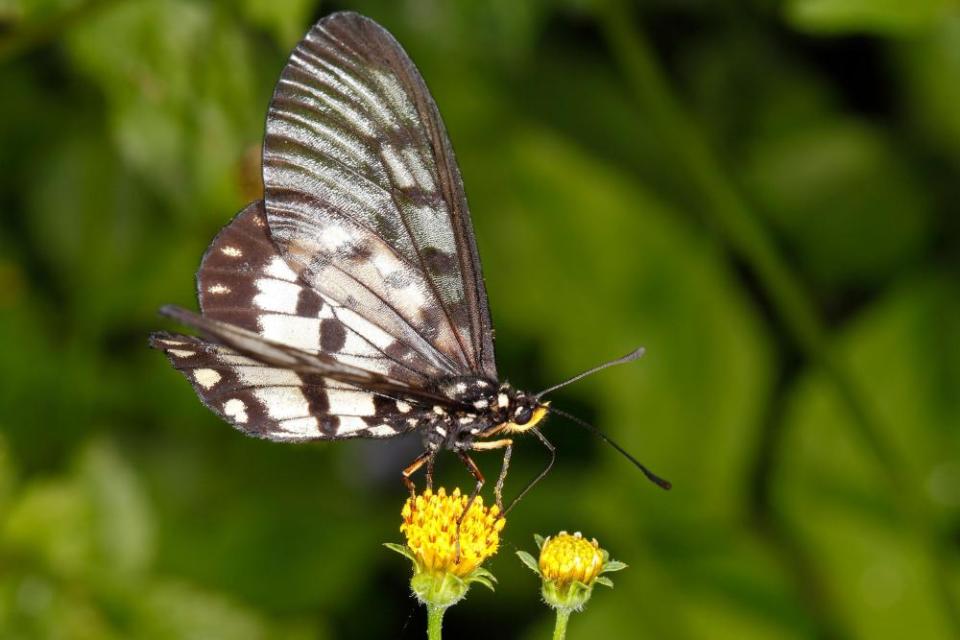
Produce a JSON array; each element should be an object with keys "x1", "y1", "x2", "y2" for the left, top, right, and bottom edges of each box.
[
  {"x1": 400, "y1": 487, "x2": 505, "y2": 578},
  {"x1": 517, "y1": 531, "x2": 626, "y2": 613},
  {"x1": 539, "y1": 531, "x2": 605, "y2": 587},
  {"x1": 387, "y1": 487, "x2": 505, "y2": 610}
]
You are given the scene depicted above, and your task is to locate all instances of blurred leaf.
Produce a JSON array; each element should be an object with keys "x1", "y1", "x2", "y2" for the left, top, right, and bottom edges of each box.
[
  {"x1": 786, "y1": 0, "x2": 955, "y2": 35},
  {"x1": 897, "y1": 13, "x2": 960, "y2": 162},
  {"x1": 0, "y1": 433, "x2": 13, "y2": 519},
  {"x1": 143, "y1": 438, "x2": 388, "y2": 614},
  {"x1": 777, "y1": 275, "x2": 960, "y2": 637},
  {"x1": 135, "y1": 580, "x2": 318, "y2": 640},
  {"x1": 745, "y1": 118, "x2": 933, "y2": 291},
  {"x1": 65, "y1": 0, "x2": 263, "y2": 215},
  {"x1": 238, "y1": 0, "x2": 318, "y2": 48},
  {"x1": 3, "y1": 439, "x2": 154, "y2": 579},
  {"x1": 0, "y1": 0, "x2": 83, "y2": 25},
  {"x1": 468, "y1": 128, "x2": 773, "y2": 521},
  {"x1": 25, "y1": 130, "x2": 151, "y2": 319},
  {"x1": 0, "y1": 572, "x2": 122, "y2": 640},
  {"x1": 368, "y1": 0, "x2": 552, "y2": 63}
]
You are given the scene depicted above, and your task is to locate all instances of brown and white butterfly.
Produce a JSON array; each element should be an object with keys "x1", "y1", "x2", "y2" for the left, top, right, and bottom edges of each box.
[{"x1": 152, "y1": 11, "x2": 669, "y2": 510}]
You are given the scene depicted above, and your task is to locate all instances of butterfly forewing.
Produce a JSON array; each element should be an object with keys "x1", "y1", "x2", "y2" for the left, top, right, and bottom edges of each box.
[
  {"x1": 151, "y1": 332, "x2": 419, "y2": 440},
  {"x1": 262, "y1": 12, "x2": 496, "y2": 380}
]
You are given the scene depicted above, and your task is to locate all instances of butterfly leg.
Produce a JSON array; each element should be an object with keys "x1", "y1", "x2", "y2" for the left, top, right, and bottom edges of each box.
[
  {"x1": 453, "y1": 450, "x2": 486, "y2": 560},
  {"x1": 402, "y1": 449, "x2": 436, "y2": 499},
  {"x1": 455, "y1": 450, "x2": 485, "y2": 516},
  {"x1": 425, "y1": 453, "x2": 436, "y2": 491},
  {"x1": 471, "y1": 438, "x2": 514, "y2": 512}
]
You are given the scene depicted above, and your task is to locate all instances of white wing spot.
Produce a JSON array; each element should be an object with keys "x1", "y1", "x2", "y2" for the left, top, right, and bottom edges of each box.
[
  {"x1": 264, "y1": 256, "x2": 298, "y2": 282},
  {"x1": 168, "y1": 349, "x2": 195, "y2": 358},
  {"x1": 208, "y1": 284, "x2": 230, "y2": 295},
  {"x1": 278, "y1": 416, "x2": 319, "y2": 437},
  {"x1": 317, "y1": 224, "x2": 355, "y2": 252},
  {"x1": 381, "y1": 146, "x2": 414, "y2": 188},
  {"x1": 259, "y1": 315, "x2": 321, "y2": 351},
  {"x1": 193, "y1": 368, "x2": 221, "y2": 389},
  {"x1": 326, "y1": 388, "x2": 376, "y2": 416},
  {"x1": 367, "y1": 425, "x2": 399, "y2": 437},
  {"x1": 336, "y1": 415, "x2": 371, "y2": 435},
  {"x1": 223, "y1": 398, "x2": 248, "y2": 424},
  {"x1": 221, "y1": 246, "x2": 242, "y2": 257},
  {"x1": 253, "y1": 387, "x2": 309, "y2": 420},
  {"x1": 371, "y1": 249, "x2": 403, "y2": 278},
  {"x1": 497, "y1": 393, "x2": 508, "y2": 408},
  {"x1": 402, "y1": 147, "x2": 436, "y2": 191},
  {"x1": 373, "y1": 71, "x2": 417, "y2": 122},
  {"x1": 253, "y1": 279, "x2": 301, "y2": 314},
  {"x1": 396, "y1": 400, "x2": 412, "y2": 414}
]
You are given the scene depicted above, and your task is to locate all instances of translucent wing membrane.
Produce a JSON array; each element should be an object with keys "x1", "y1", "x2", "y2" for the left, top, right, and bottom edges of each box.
[
  {"x1": 262, "y1": 11, "x2": 496, "y2": 380},
  {"x1": 151, "y1": 333, "x2": 421, "y2": 441}
]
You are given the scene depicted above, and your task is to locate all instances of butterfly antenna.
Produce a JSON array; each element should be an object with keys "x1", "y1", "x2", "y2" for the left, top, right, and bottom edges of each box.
[
  {"x1": 548, "y1": 406, "x2": 671, "y2": 490},
  {"x1": 536, "y1": 347, "x2": 646, "y2": 399}
]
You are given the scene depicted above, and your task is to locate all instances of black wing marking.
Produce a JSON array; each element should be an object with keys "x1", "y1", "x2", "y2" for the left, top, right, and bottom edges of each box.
[
  {"x1": 197, "y1": 200, "x2": 449, "y2": 387},
  {"x1": 151, "y1": 332, "x2": 425, "y2": 441},
  {"x1": 262, "y1": 11, "x2": 497, "y2": 380}
]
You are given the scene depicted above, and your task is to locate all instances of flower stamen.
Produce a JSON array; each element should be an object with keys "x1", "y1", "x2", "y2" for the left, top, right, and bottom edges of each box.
[{"x1": 400, "y1": 487, "x2": 505, "y2": 578}]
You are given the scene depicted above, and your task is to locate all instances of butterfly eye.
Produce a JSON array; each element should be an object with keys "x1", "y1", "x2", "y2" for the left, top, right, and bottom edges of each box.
[{"x1": 514, "y1": 407, "x2": 534, "y2": 425}]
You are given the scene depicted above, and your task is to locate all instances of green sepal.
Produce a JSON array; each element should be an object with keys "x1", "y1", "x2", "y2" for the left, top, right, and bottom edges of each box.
[
  {"x1": 471, "y1": 566, "x2": 497, "y2": 584},
  {"x1": 533, "y1": 533, "x2": 547, "y2": 549},
  {"x1": 542, "y1": 578, "x2": 594, "y2": 612},
  {"x1": 516, "y1": 550, "x2": 541, "y2": 575},
  {"x1": 601, "y1": 560, "x2": 627, "y2": 573},
  {"x1": 411, "y1": 570, "x2": 469, "y2": 608},
  {"x1": 468, "y1": 566, "x2": 498, "y2": 591},
  {"x1": 595, "y1": 576, "x2": 614, "y2": 588},
  {"x1": 383, "y1": 542, "x2": 417, "y2": 564},
  {"x1": 470, "y1": 574, "x2": 496, "y2": 592}
]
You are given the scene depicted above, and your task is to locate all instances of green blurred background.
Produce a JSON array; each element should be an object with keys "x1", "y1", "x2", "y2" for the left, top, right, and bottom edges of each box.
[{"x1": 2, "y1": 0, "x2": 959, "y2": 638}]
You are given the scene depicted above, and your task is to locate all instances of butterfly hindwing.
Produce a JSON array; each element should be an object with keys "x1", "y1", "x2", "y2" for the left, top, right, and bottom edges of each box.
[
  {"x1": 151, "y1": 332, "x2": 421, "y2": 441},
  {"x1": 262, "y1": 11, "x2": 497, "y2": 381}
]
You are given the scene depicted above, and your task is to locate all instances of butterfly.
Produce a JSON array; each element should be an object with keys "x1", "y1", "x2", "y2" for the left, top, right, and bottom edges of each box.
[{"x1": 151, "y1": 11, "x2": 669, "y2": 512}]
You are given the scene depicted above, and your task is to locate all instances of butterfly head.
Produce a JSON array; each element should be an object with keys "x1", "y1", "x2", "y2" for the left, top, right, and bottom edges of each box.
[{"x1": 494, "y1": 386, "x2": 549, "y2": 435}]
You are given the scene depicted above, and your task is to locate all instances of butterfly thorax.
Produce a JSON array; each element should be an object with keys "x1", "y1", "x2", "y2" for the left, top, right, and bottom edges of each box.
[{"x1": 418, "y1": 377, "x2": 547, "y2": 451}]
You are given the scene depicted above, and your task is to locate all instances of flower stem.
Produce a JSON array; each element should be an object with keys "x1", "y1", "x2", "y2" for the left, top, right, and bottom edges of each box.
[
  {"x1": 552, "y1": 608, "x2": 571, "y2": 640},
  {"x1": 427, "y1": 603, "x2": 447, "y2": 640}
]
